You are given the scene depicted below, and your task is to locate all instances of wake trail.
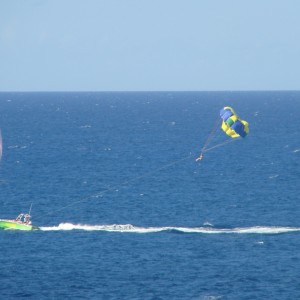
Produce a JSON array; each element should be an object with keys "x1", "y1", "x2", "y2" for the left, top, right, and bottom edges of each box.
[{"x1": 40, "y1": 223, "x2": 300, "y2": 234}]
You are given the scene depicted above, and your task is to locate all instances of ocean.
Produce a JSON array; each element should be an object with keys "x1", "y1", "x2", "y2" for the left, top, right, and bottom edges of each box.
[{"x1": 0, "y1": 91, "x2": 299, "y2": 299}]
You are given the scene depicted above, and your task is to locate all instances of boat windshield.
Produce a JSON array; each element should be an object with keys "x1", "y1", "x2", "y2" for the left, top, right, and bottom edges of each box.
[{"x1": 15, "y1": 214, "x2": 32, "y2": 224}]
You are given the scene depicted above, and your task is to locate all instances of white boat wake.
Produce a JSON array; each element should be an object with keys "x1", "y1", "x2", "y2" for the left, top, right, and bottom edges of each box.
[{"x1": 40, "y1": 223, "x2": 300, "y2": 234}]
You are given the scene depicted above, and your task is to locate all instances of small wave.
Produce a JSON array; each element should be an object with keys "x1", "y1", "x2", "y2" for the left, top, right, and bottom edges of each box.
[
  {"x1": 293, "y1": 149, "x2": 300, "y2": 153},
  {"x1": 203, "y1": 222, "x2": 213, "y2": 226},
  {"x1": 201, "y1": 296, "x2": 223, "y2": 300},
  {"x1": 255, "y1": 241, "x2": 264, "y2": 245},
  {"x1": 39, "y1": 224, "x2": 300, "y2": 234},
  {"x1": 7, "y1": 145, "x2": 27, "y2": 149}
]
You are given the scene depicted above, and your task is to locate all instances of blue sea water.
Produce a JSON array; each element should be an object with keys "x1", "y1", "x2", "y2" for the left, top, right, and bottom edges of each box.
[{"x1": 0, "y1": 91, "x2": 300, "y2": 299}]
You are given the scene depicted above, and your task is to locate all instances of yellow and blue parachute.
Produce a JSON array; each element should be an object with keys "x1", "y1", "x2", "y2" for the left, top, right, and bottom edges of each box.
[
  {"x1": 196, "y1": 106, "x2": 249, "y2": 160},
  {"x1": 220, "y1": 106, "x2": 249, "y2": 138}
]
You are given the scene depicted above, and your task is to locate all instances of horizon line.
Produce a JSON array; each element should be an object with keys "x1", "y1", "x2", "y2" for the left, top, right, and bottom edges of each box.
[{"x1": 0, "y1": 89, "x2": 300, "y2": 93}]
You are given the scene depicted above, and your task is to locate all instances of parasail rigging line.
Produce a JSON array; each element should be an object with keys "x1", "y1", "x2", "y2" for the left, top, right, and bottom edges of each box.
[
  {"x1": 202, "y1": 138, "x2": 240, "y2": 153},
  {"x1": 196, "y1": 117, "x2": 221, "y2": 161},
  {"x1": 36, "y1": 153, "x2": 193, "y2": 219},
  {"x1": 201, "y1": 118, "x2": 222, "y2": 153}
]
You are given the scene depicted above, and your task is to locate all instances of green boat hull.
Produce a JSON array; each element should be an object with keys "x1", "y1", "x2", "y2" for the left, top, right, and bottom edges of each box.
[{"x1": 0, "y1": 219, "x2": 39, "y2": 231}]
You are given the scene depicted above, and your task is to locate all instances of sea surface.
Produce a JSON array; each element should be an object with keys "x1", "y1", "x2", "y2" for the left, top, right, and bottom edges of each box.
[{"x1": 0, "y1": 91, "x2": 299, "y2": 299}]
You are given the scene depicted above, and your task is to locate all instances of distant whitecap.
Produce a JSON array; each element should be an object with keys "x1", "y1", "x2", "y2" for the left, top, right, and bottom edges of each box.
[{"x1": 203, "y1": 222, "x2": 213, "y2": 226}]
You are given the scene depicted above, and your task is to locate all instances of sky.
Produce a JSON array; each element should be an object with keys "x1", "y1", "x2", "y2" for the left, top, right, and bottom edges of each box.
[{"x1": 1, "y1": 0, "x2": 300, "y2": 92}]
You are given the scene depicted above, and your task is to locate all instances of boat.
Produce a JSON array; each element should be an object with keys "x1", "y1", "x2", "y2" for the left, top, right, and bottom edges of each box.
[
  {"x1": 0, "y1": 213, "x2": 40, "y2": 230},
  {"x1": 0, "y1": 132, "x2": 39, "y2": 231}
]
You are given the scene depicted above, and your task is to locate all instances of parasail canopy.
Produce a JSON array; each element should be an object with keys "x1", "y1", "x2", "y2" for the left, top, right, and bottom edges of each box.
[
  {"x1": 220, "y1": 106, "x2": 249, "y2": 138},
  {"x1": 196, "y1": 106, "x2": 249, "y2": 161}
]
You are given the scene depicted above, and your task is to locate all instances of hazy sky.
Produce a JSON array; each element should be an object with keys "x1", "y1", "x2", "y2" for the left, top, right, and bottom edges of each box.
[{"x1": 1, "y1": 0, "x2": 300, "y2": 91}]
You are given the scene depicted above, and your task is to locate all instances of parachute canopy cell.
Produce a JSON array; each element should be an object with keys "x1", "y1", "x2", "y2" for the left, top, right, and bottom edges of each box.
[{"x1": 220, "y1": 106, "x2": 249, "y2": 138}]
